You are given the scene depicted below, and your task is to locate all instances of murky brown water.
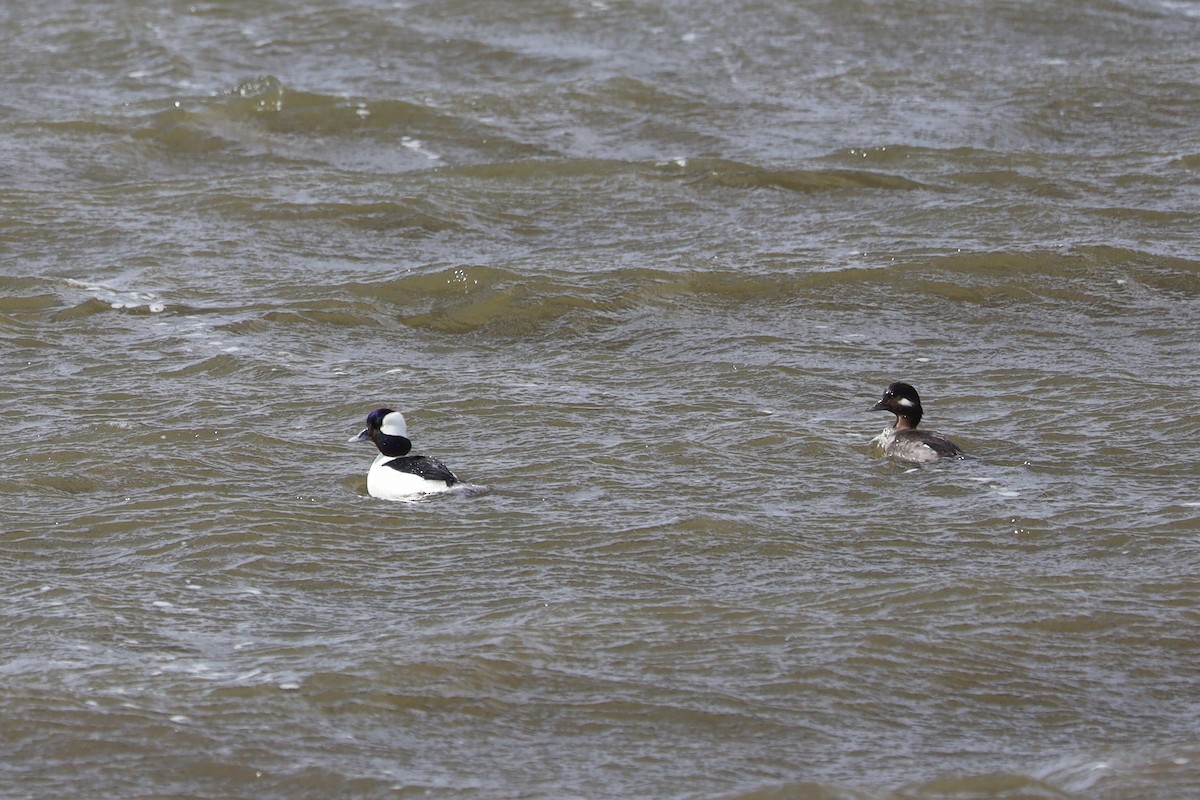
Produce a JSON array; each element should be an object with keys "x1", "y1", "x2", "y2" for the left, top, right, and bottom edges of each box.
[{"x1": 2, "y1": 1, "x2": 1199, "y2": 798}]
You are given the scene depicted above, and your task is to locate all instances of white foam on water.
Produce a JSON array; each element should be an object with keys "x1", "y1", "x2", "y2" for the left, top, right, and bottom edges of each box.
[
  {"x1": 401, "y1": 135, "x2": 439, "y2": 161},
  {"x1": 65, "y1": 279, "x2": 167, "y2": 313},
  {"x1": 1158, "y1": 0, "x2": 1200, "y2": 18}
]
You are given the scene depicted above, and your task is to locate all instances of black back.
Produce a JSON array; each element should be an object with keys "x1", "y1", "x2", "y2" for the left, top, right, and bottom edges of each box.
[{"x1": 382, "y1": 455, "x2": 460, "y2": 485}]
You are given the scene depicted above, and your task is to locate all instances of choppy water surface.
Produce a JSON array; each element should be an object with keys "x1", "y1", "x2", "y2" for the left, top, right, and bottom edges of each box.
[{"x1": 3, "y1": 1, "x2": 1199, "y2": 798}]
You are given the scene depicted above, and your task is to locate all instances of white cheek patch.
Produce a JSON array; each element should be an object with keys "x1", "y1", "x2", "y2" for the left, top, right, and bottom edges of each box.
[
  {"x1": 381, "y1": 412, "x2": 408, "y2": 437},
  {"x1": 898, "y1": 397, "x2": 915, "y2": 408}
]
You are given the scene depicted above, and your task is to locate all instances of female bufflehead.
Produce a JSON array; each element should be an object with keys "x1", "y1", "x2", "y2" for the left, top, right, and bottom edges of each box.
[
  {"x1": 870, "y1": 382, "x2": 966, "y2": 464},
  {"x1": 350, "y1": 408, "x2": 461, "y2": 500}
]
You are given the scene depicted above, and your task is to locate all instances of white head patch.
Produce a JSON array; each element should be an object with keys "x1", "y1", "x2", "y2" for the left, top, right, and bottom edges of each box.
[
  {"x1": 381, "y1": 411, "x2": 408, "y2": 437},
  {"x1": 898, "y1": 397, "x2": 915, "y2": 408}
]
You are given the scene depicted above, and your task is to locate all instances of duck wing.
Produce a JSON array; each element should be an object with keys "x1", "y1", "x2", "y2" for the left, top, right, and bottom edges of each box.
[
  {"x1": 896, "y1": 429, "x2": 965, "y2": 460},
  {"x1": 382, "y1": 455, "x2": 460, "y2": 485}
]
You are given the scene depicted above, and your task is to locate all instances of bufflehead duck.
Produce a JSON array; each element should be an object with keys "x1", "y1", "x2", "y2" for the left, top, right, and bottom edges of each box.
[
  {"x1": 350, "y1": 408, "x2": 461, "y2": 499},
  {"x1": 870, "y1": 382, "x2": 966, "y2": 464}
]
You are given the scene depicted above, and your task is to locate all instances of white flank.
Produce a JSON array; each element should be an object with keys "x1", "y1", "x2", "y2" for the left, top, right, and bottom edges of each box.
[{"x1": 367, "y1": 454, "x2": 451, "y2": 501}]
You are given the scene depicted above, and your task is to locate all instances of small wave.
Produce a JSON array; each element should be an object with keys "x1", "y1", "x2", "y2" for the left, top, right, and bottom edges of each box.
[
  {"x1": 220, "y1": 76, "x2": 451, "y2": 139},
  {"x1": 47, "y1": 279, "x2": 168, "y2": 322},
  {"x1": 343, "y1": 265, "x2": 820, "y2": 336},
  {"x1": 2, "y1": 277, "x2": 170, "y2": 323},
  {"x1": 717, "y1": 781, "x2": 877, "y2": 800},
  {"x1": 136, "y1": 76, "x2": 545, "y2": 169},
  {"x1": 657, "y1": 156, "x2": 933, "y2": 193},
  {"x1": 174, "y1": 190, "x2": 465, "y2": 238},
  {"x1": 1157, "y1": 0, "x2": 1200, "y2": 17},
  {"x1": 1037, "y1": 743, "x2": 1200, "y2": 798},
  {"x1": 333, "y1": 261, "x2": 955, "y2": 338},
  {"x1": 61, "y1": 279, "x2": 167, "y2": 313},
  {"x1": 894, "y1": 771, "x2": 1081, "y2": 799}
]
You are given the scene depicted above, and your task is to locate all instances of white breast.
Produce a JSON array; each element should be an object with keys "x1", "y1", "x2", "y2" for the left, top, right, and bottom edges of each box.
[{"x1": 871, "y1": 428, "x2": 896, "y2": 449}]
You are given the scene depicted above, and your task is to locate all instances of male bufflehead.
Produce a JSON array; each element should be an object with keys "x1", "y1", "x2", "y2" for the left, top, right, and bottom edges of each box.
[
  {"x1": 870, "y1": 382, "x2": 966, "y2": 464},
  {"x1": 350, "y1": 408, "x2": 461, "y2": 499}
]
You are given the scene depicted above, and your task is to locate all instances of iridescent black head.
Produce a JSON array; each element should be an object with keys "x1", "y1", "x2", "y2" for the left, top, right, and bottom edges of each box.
[{"x1": 350, "y1": 408, "x2": 412, "y2": 457}]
